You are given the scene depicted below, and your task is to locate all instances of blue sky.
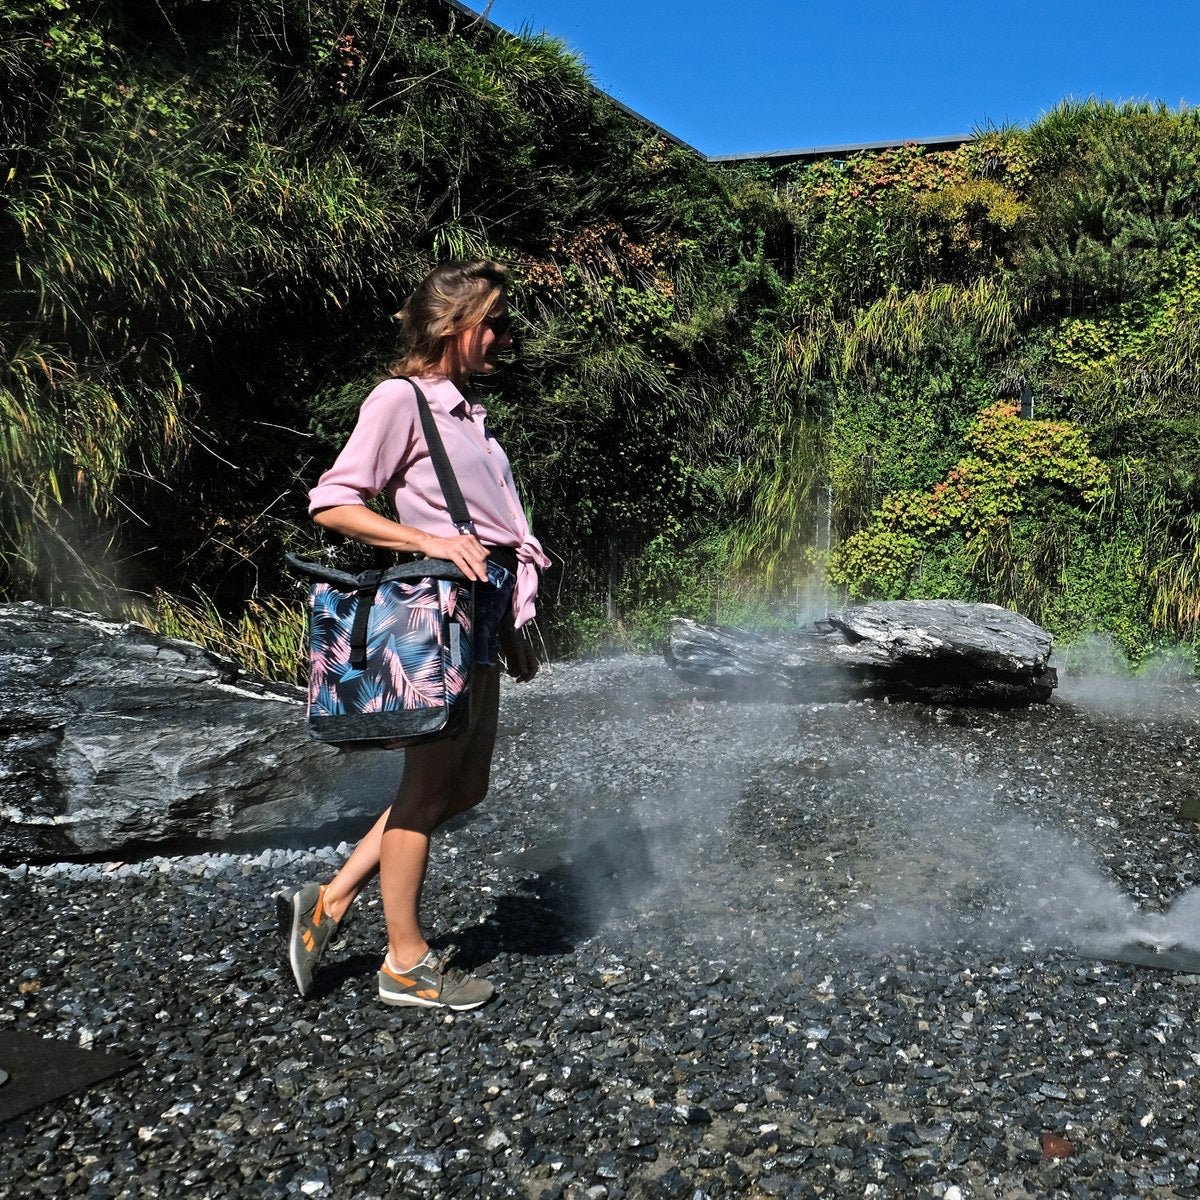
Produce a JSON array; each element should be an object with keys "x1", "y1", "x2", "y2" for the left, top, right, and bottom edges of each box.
[{"x1": 478, "y1": 1, "x2": 1200, "y2": 157}]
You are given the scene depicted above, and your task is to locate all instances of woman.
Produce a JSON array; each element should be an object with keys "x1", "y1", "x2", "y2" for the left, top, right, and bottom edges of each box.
[{"x1": 278, "y1": 260, "x2": 549, "y2": 1010}]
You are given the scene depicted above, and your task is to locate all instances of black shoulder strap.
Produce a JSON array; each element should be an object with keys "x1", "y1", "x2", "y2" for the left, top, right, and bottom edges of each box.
[{"x1": 404, "y1": 378, "x2": 476, "y2": 536}]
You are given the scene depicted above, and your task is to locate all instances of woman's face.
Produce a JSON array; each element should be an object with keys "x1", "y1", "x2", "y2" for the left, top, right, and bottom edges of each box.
[{"x1": 451, "y1": 303, "x2": 513, "y2": 380}]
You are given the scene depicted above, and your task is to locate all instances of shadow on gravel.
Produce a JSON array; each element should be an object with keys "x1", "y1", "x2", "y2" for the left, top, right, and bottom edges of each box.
[
  {"x1": 307, "y1": 952, "x2": 384, "y2": 1001},
  {"x1": 450, "y1": 817, "x2": 662, "y2": 969},
  {"x1": 297, "y1": 818, "x2": 666, "y2": 995}
]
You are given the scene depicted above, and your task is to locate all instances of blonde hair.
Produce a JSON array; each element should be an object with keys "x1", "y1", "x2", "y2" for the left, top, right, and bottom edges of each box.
[{"x1": 388, "y1": 260, "x2": 509, "y2": 378}]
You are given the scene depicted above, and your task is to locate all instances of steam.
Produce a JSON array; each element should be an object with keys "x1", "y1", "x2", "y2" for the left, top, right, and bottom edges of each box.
[
  {"x1": 830, "y1": 634, "x2": 1200, "y2": 960},
  {"x1": 493, "y1": 663, "x2": 749, "y2": 937},
  {"x1": 495, "y1": 652, "x2": 1198, "y2": 966},
  {"x1": 840, "y1": 782, "x2": 1200, "y2": 958},
  {"x1": 1118, "y1": 887, "x2": 1200, "y2": 953},
  {"x1": 1057, "y1": 632, "x2": 1199, "y2": 718}
]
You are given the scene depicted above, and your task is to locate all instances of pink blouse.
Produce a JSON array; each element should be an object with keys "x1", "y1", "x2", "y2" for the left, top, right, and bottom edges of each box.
[{"x1": 308, "y1": 374, "x2": 549, "y2": 628}]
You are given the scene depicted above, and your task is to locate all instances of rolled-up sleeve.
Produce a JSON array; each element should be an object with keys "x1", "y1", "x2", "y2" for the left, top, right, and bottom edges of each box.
[{"x1": 307, "y1": 380, "x2": 419, "y2": 514}]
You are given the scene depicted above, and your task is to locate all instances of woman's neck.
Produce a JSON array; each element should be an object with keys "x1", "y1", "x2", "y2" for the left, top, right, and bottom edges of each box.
[{"x1": 432, "y1": 356, "x2": 468, "y2": 390}]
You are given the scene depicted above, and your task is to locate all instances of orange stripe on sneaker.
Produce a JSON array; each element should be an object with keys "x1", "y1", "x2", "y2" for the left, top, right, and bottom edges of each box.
[
  {"x1": 312, "y1": 886, "x2": 327, "y2": 927},
  {"x1": 381, "y1": 962, "x2": 416, "y2": 987}
]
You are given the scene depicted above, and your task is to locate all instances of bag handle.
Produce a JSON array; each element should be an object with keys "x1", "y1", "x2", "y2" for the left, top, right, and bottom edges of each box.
[
  {"x1": 285, "y1": 552, "x2": 468, "y2": 588},
  {"x1": 405, "y1": 378, "x2": 476, "y2": 536},
  {"x1": 285, "y1": 551, "x2": 470, "y2": 671}
]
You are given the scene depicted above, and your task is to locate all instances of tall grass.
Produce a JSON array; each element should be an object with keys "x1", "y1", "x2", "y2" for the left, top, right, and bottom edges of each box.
[{"x1": 130, "y1": 590, "x2": 308, "y2": 686}]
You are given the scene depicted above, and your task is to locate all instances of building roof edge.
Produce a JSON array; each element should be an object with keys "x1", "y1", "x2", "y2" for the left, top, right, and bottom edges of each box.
[
  {"x1": 443, "y1": 0, "x2": 703, "y2": 156},
  {"x1": 707, "y1": 134, "x2": 975, "y2": 164},
  {"x1": 445, "y1": 5, "x2": 974, "y2": 166}
]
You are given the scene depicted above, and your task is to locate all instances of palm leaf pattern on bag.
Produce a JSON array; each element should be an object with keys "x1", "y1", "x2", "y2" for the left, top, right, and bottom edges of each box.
[
  {"x1": 358, "y1": 675, "x2": 387, "y2": 714},
  {"x1": 444, "y1": 580, "x2": 474, "y2": 643},
  {"x1": 310, "y1": 681, "x2": 345, "y2": 715},
  {"x1": 308, "y1": 585, "x2": 353, "y2": 696},
  {"x1": 304, "y1": 577, "x2": 472, "y2": 722},
  {"x1": 444, "y1": 660, "x2": 467, "y2": 696},
  {"x1": 401, "y1": 586, "x2": 442, "y2": 640},
  {"x1": 383, "y1": 639, "x2": 444, "y2": 706},
  {"x1": 307, "y1": 588, "x2": 331, "y2": 690}
]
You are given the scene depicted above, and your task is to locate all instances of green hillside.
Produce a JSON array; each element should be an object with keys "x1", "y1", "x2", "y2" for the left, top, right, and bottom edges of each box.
[{"x1": 3, "y1": 0, "x2": 1198, "y2": 674}]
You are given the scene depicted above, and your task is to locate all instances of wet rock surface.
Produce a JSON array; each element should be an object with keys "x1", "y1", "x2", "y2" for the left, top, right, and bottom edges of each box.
[
  {"x1": 668, "y1": 601, "x2": 1057, "y2": 706},
  {"x1": 4, "y1": 654, "x2": 1200, "y2": 1199},
  {"x1": 0, "y1": 603, "x2": 398, "y2": 861}
]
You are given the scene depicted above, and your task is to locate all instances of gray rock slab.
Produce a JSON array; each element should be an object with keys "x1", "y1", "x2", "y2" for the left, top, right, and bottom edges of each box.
[
  {"x1": 830, "y1": 599, "x2": 1053, "y2": 673},
  {"x1": 667, "y1": 600, "x2": 1057, "y2": 705},
  {"x1": 0, "y1": 603, "x2": 399, "y2": 862}
]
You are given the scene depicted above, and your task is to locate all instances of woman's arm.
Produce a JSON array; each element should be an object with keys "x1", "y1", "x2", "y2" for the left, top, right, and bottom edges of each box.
[{"x1": 312, "y1": 505, "x2": 491, "y2": 583}]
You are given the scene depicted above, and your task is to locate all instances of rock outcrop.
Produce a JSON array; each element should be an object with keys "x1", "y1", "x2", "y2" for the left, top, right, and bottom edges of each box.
[
  {"x1": 0, "y1": 603, "x2": 399, "y2": 862},
  {"x1": 666, "y1": 600, "x2": 1057, "y2": 706}
]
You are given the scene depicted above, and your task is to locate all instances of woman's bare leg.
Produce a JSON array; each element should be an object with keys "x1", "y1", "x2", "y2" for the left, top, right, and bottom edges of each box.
[
  {"x1": 321, "y1": 808, "x2": 390, "y2": 924},
  {"x1": 310, "y1": 667, "x2": 502, "y2": 960},
  {"x1": 381, "y1": 669, "x2": 502, "y2": 968},
  {"x1": 380, "y1": 739, "x2": 472, "y2": 968}
]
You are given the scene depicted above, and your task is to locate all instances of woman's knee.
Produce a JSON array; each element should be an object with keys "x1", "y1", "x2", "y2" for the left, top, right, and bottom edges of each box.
[
  {"x1": 385, "y1": 785, "x2": 453, "y2": 833},
  {"x1": 444, "y1": 777, "x2": 490, "y2": 819}
]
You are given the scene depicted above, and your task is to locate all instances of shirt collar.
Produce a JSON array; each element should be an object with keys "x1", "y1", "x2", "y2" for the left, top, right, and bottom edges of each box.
[{"x1": 414, "y1": 374, "x2": 485, "y2": 419}]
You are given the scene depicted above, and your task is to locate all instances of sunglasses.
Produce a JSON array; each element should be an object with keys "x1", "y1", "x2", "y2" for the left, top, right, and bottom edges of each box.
[{"x1": 482, "y1": 313, "x2": 513, "y2": 337}]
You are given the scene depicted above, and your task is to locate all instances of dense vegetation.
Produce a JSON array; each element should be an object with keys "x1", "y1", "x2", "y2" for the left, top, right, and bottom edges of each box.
[{"x1": 3, "y1": 0, "x2": 1199, "y2": 677}]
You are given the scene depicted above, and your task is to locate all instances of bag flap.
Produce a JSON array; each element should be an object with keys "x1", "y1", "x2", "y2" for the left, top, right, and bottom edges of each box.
[{"x1": 285, "y1": 552, "x2": 469, "y2": 588}]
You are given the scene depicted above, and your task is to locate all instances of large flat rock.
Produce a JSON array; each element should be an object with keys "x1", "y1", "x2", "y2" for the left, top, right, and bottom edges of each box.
[
  {"x1": 666, "y1": 600, "x2": 1057, "y2": 705},
  {"x1": 0, "y1": 603, "x2": 400, "y2": 862}
]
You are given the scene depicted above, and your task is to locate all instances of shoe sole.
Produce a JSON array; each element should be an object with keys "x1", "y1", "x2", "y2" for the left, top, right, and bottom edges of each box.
[
  {"x1": 276, "y1": 888, "x2": 313, "y2": 999},
  {"x1": 378, "y1": 987, "x2": 491, "y2": 1011}
]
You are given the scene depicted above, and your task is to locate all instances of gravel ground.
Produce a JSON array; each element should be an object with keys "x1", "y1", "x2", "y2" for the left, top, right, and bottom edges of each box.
[{"x1": 4, "y1": 653, "x2": 1200, "y2": 1200}]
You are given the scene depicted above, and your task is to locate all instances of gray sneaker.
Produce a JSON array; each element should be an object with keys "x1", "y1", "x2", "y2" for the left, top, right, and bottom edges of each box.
[
  {"x1": 378, "y1": 946, "x2": 494, "y2": 1011},
  {"x1": 276, "y1": 883, "x2": 339, "y2": 998}
]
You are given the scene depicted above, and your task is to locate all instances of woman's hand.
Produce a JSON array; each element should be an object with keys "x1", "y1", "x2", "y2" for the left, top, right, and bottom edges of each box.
[
  {"x1": 419, "y1": 533, "x2": 491, "y2": 583},
  {"x1": 501, "y1": 626, "x2": 539, "y2": 682}
]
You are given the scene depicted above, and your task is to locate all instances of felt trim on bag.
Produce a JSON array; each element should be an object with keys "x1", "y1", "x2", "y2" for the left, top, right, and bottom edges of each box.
[{"x1": 284, "y1": 552, "x2": 469, "y2": 589}]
